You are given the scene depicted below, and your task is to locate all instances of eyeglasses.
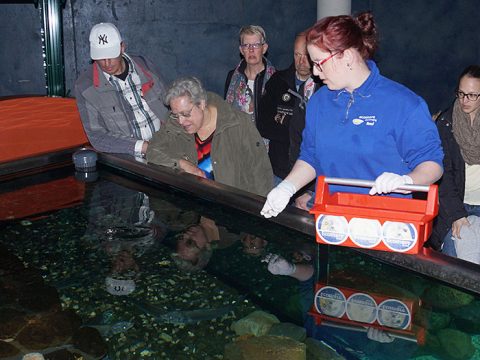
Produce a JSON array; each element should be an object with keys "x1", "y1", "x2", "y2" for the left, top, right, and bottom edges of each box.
[
  {"x1": 312, "y1": 52, "x2": 340, "y2": 71},
  {"x1": 240, "y1": 42, "x2": 264, "y2": 50},
  {"x1": 169, "y1": 104, "x2": 195, "y2": 121},
  {"x1": 456, "y1": 90, "x2": 480, "y2": 102}
]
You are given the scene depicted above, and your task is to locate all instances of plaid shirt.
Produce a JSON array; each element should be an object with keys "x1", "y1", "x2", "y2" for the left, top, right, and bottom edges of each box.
[{"x1": 106, "y1": 54, "x2": 160, "y2": 156}]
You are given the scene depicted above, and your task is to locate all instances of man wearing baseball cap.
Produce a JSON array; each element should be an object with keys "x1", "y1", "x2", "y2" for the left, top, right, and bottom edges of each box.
[{"x1": 75, "y1": 23, "x2": 168, "y2": 157}]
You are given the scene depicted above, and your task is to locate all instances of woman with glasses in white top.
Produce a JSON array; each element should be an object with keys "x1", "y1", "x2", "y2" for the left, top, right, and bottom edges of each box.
[
  {"x1": 224, "y1": 25, "x2": 276, "y2": 125},
  {"x1": 261, "y1": 11, "x2": 443, "y2": 219},
  {"x1": 430, "y1": 65, "x2": 480, "y2": 258}
]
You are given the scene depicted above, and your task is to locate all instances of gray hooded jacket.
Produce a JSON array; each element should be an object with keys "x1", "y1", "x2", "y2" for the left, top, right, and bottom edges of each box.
[{"x1": 74, "y1": 55, "x2": 168, "y2": 155}]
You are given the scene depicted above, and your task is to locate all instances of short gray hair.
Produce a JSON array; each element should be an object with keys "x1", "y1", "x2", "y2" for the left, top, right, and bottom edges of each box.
[
  {"x1": 164, "y1": 76, "x2": 207, "y2": 107},
  {"x1": 239, "y1": 25, "x2": 266, "y2": 44},
  {"x1": 171, "y1": 247, "x2": 213, "y2": 273}
]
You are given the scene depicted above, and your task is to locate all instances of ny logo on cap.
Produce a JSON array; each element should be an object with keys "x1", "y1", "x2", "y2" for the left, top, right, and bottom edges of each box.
[{"x1": 98, "y1": 34, "x2": 108, "y2": 45}]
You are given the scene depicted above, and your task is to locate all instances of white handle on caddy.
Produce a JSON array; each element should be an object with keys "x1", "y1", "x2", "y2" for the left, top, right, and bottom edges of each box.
[
  {"x1": 320, "y1": 320, "x2": 418, "y2": 343},
  {"x1": 324, "y1": 177, "x2": 430, "y2": 193}
]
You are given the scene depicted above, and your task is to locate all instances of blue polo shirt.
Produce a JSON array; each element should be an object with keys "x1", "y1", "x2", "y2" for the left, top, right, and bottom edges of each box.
[{"x1": 299, "y1": 61, "x2": 443, "y2": 195}]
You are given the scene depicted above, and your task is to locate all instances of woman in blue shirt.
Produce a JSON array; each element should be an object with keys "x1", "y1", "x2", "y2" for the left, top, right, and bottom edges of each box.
[{"x1": 261, "y1": 11, "x2": 443, "y2": 218}]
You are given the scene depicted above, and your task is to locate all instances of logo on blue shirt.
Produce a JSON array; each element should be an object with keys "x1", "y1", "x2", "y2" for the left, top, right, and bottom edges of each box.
[{"x1": 352, "y1": 115, "x2": 377, "y2": 126}]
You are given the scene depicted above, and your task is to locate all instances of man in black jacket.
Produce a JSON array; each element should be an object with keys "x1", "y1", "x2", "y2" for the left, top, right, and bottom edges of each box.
[{"x1": 257, "y1": 32, "x2": 322, "y2": 208}]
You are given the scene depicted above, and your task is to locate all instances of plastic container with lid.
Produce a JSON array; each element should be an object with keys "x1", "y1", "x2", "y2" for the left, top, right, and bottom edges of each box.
[
  {"x1": 310, "y1": 176, "x2": 438, "y2": 254},
  {"x1": 72, "y1": 148, "x2": 98, "y2": 172}
]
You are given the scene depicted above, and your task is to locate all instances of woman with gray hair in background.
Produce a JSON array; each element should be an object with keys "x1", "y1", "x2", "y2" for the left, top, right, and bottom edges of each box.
[
  {"x1": 146, "y1": 76, "x2": 273, "y2": 197},
  {"x1": 224, "y1": 25, "x2": 276, "y2": 125}
]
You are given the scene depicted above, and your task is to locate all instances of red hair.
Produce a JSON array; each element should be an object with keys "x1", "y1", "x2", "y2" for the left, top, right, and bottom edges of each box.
[{"x1": 306, "y1": 11, "x2": 377, "y2": 60}]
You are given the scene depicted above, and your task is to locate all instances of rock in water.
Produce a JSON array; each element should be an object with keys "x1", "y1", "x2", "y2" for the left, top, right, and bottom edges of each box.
[
  {"x1": 72, "y1": 327, "x2": 108, "y2": 358},
  {"x1": 304, "y1": 338, "x2": 345, "y2": 360},
  {"x1": 22, "y1": 353, "x2": 45, "y2": 360},
  {"x1": 305, "y1": 338, "x2": 345, "y2": 360},
  {"x1": 231, "y1": 311, "x2": 279, "y2": 336},
  {"x1": 267, "y1": 323, "x2": 306, "y2": 342},
  {"x1": 452, "y1": 300, "x2": 480, "y2": 333},
  {"x1": 0, "y1": 341, "x2": 20, "y2": 358},
  {"x1": 415, "y1": 308, "x2": 451, "y2": 331},
  {"x1": 437, "y1": 328, "x2": 475, "y2": 360},
  {"x1": 224, "y1": 335, "x2": 305, "y2": 360},
  {"x1": 421, "y1": 285, "x2": 474, "y2": 310}
]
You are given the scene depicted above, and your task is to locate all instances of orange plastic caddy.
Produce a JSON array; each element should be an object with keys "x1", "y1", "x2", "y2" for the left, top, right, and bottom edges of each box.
[
  {"x1": 309, "y1": 176, "x2": 438, "y2": 254},
  {"x1": 309, "y1": 282, "x2": 424, "y2": 344}
]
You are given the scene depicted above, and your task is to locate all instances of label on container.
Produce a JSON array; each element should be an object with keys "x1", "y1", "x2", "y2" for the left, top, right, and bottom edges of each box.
[
  {"x1": 377, "y1": 299, "x2": 411, "y2": 329},
  {"x1": 348, "y1": 218, "x2": 382, "y2": 248},
  {"x1": 346, "y1": 293, "x2": 377, "y2": 324},
  {"x1": 382, "y1": 221, "x2": 418, "y2": 252},
  {"x1": 316, "y1": 215, "x2": 349, "y2": 245},
  {"x1": 105, "y1": 277, "x2": 135, "y2": 296},
  {"x1": 314, "y1": 286, "x2": 346, "y2": 318}
]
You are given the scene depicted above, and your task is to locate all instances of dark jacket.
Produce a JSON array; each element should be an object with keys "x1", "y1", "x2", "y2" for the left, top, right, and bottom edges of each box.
[
  {"x1": 257, "y1": 64, "x2": 322, "y2": 179},
  {"x1": 75, "y1": 55, "x2": 168, "y2": 155},
  {"x1": 224, "y1": 58, "x2": 272, "y2": 124},
  {"x1": 146, "y1": 92, "x2": 274, "y2": 197},
  {"x1": 429, "y1": 107, "x2": 467, "y2": 250}
]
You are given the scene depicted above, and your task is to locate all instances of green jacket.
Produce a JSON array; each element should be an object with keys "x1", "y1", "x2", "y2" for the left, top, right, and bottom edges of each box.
[{"x1": 147, "y1": 92, "x2": 273, "y2": 197}]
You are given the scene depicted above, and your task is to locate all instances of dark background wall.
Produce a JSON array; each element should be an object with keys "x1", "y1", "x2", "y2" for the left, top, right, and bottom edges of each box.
[
  {"x1": 0, "y1": 4, "x2": 46, "y2": 95},
  {"x1": 1, "y1": 1, "x2": 479, "y2": 112},
  {"x1": 351, "y1": 0, "x2": 480, "y2": 112}
]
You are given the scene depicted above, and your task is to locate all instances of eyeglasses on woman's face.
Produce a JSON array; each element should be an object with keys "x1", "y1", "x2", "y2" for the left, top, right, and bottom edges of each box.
[
  {"x1": 456, "y1": 90, "x2": 480, "y2": 102},
  {"x1": 169, "y1": 104, "x2": 196, "y2": 121},
  {"x1": 312, "y1": 51, "x2": 341, "y2": 72},
  {"x1": 240, "y1": 42, "x2": 264, "y2": 50}
]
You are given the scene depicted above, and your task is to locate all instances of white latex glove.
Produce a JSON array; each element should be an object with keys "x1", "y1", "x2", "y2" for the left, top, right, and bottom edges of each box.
[
  {"x1": 366, "y1": 327, "x2": 395, "y2": 343},
  {"x1": 263, "y1": 254, "x2": 296, "y2": 275},
  {"x1": 261, "y1": 180, "x2": 297, "y2": 218},
  {"x1": 369, "y1": 172, "x2": 413, "y2": 195}
]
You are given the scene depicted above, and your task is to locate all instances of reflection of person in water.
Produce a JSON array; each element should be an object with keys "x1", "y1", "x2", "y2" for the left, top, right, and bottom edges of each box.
[
  {"x1": 241, "y1": 234, "x2": 268, "y2": 257},
  {"x1": 303, "y1": 269, "x2": 420, "y2": 359},
  {"x1": 110, "y1": 249, "x2": 140, "y2": 275},
  {"x1": 260, "y1": 245, "x2": 419, "y2": 358},
  {"x1": 263, "y1": 253, "x2": 314, "y2": 282},
  {"x1": 83, "y1": 181, "x2": 168, "y2": 295},
  {"x1": 172, "y1": 216, "x2": 239, "y2": 272},
  {"x1": 173, "y1": 223, "x2": 213, "y2": 272},
  {"x1": 105, "y1": 247, "x2": 140, "y2": 296},
  {"x1": 261, "y1": 241, "x2": 316, "y2": 281},
  {"x1": 256, "y1": 245, "x2": 317, "y2": 325}
]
